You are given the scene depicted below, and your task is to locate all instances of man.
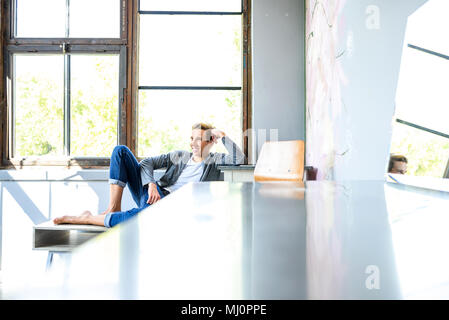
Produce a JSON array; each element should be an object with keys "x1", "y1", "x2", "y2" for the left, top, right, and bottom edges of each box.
[
  {"x1": 388, "y1": 154, "x2": 408, "y2": 175},
  {"x1": 53, "y1": 123, "x2": 245, "y2": 227}
]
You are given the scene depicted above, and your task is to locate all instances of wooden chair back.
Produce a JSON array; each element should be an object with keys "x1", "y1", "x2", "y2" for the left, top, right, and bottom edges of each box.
[{"x1": 254, "y1": 140, "x2": 305, "y2": 182}]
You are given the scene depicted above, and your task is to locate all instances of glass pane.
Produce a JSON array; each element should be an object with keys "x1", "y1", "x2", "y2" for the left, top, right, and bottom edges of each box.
[
  {"x1": 140, "y1": 0, "x2": 241, "y2": 12},
  {"x1": 70, "y1": 0, "x2": 121, "y2": 38},
  {"x1": 16, "y1": 0, "x2": 66, "y2": 37},
  {"x1": 71, "y1": 55, "x2": 119, "y2": 156},
  {"x1": 406, "y1": 0, "x2": 449, "y2": 56},
  {"x1": 14, "y1": 55, "x2": 64, "y2": 157},
  {"x1": 389, "y1": 121, "x2": 449, "y2": 178},
  {"x1": 139, "y1": 15, "x2": 242, "y2": 87},
  {"x1": 395, "y1": 47, "x2": 449, "y2": 136},
  {"x1": 138, "y1": 90, "x2": 242, "y2": 157}
]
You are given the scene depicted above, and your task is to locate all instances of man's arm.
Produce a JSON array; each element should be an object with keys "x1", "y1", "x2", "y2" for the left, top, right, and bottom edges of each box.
[
  {"x1": 139, "y1": 152, "x2": 172, "y2": 187},
  {"x1": 211, "y1": 130, "x2": 245, "y2": 165}
]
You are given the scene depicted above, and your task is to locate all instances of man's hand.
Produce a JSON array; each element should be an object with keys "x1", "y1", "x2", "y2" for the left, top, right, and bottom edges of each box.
[
  {"x1": 210, "y1": 129, "x2": 226, "y2": 144},
  {"x1": 147, "y1": 183, "x2": 161, "y2": 205}
]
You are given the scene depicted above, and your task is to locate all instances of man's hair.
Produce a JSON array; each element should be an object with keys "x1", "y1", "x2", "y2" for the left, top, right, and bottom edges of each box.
[
  {"x1": 192, "y1": 122, "x2": 215, "y2": 131},
  {"x1": 388, "y1": 154, "x2": 408, "y2": 172},
  {"x1": 192, "y1": 122, "x2": 215, "y2": 141}
]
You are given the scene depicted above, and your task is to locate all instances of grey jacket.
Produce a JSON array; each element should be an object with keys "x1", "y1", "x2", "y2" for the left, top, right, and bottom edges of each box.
[{"x1": 140, "y1": 136, "x2": 245, "y2": 190}]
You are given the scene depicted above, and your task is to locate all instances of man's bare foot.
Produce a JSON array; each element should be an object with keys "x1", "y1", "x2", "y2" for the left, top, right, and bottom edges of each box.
[{"x1": 53, "y1": 210, "x2": 93, "y2": 225}]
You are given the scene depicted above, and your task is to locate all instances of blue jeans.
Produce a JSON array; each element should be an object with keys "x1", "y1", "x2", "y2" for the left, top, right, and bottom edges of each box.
[{"x1": 104, "y1": 145, "x2": 166, "y2": 228}]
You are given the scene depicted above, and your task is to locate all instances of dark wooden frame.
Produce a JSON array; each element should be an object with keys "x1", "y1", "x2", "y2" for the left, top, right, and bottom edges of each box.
[
  {"x1": 0, "y1": 0, "x2": 252, "y2": 168},
  {"x1": 242, "y1": 0, "x2": 252, "y2": 161}
]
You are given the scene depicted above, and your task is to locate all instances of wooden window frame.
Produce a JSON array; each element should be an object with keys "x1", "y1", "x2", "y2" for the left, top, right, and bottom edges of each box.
[{"x1": 0, "y1": 0, "x2": 252, "y2": 169}]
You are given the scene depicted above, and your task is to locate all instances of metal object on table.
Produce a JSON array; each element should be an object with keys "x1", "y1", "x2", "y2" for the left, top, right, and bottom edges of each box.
[
  {"x1": 32, "y1": 221, "x2": 107, "y2": 270},
  {"x1": 217, "y1": 164, "x2": 255, "y2": 182}
]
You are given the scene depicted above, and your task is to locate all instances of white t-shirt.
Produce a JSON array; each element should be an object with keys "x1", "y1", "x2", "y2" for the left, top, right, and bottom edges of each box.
[{"x1": 165, "y1": 157, "x2": 204, "y2": 193}]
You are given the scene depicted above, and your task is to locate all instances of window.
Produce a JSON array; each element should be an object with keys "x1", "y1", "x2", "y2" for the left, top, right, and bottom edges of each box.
[
  {"x1": 0, "y1": 0, "x2": 251, "y2": 167},
  {"x1": 15, "y1": 0, "x2": 121, "y2": 38},
  {"x1": 2, "y1": 0, "x2": 126, "y2": 166},
  {"x1": 137, "y1": 0, "x2": 250, "y2": 157},
  {"x1": 390, "y1": 0, "x2": 449, "y2": 178}
]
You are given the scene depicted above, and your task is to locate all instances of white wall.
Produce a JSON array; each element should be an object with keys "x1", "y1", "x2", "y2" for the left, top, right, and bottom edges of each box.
[
  {"x1": 305, "y1": 0, "x2": 428, "y2": 180},
  {"x1": 336, "y1": 0, "x2": 428, "y2": 181},
  {"x1": 251, "y1": 0, "x2": 305, "y2": 161}
]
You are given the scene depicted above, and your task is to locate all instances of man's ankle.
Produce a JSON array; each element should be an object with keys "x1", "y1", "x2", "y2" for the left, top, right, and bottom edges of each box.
[{"x1": 101, "y1": 207, "x2": 121, "y2": 215}]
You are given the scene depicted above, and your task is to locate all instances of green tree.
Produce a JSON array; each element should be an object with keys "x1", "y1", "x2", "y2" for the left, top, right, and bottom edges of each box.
[{"x1": 390, "y1": 123, "x2": 449, "y2": 178}]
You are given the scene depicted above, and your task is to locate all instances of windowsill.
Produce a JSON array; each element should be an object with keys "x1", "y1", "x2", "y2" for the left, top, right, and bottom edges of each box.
[
  {"x1": 217, "y1": 164, "x2": 255, "y2": 171},
  {"x1": 386, "y1": 173, "x2": 449, "y2": 193},
  {"x1": 0, "y1": 169, "x2": 167, "y2": 182},
  {"x1": 3, "y1": 157, "x2": 110, "y2": 168}
]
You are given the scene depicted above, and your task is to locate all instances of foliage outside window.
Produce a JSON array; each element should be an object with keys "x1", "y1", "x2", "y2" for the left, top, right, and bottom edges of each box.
[{"x1": 14, "y1": 54, "x2": 119, "y2": 157}]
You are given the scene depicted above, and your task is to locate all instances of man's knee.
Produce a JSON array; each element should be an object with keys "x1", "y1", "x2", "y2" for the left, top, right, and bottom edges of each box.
[{"x1": 112, "y1": 145, "x2": 131, "y2": 158}]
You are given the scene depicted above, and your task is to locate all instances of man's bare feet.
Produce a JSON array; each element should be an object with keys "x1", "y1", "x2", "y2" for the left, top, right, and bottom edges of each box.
[{"x1": 53, "y1": 210, "x2": 93, "y2": 225}]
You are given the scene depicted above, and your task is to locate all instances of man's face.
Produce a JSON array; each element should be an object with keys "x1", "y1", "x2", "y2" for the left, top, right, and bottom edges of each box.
[
  {"x1": 390, "y1": 161, "x2": 407, "y2": 174},
  {"x1": 190, "y1": 129, "x2": 213, "y2": 157}
]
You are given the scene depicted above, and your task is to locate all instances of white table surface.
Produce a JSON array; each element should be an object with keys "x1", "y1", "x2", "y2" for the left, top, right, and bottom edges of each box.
[{"x1": 5, "y1": 180, "x2": 449, "y2": 299}]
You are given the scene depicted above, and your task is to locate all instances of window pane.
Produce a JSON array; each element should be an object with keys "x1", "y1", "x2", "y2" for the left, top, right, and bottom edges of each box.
[
  {"x1": 14, "y1": 55, "x2": 64, "y2": 157},
  {"x1": 71, "y1": 55, "x2": 119, "y2": 157},
  {"x1": 70, "y1": 0, "x2": 121, "y2": 38},
  {"x1": 139, "y1": 15, "x2": 242, "y2": 87},
  {"x1": 406, "y1": 0, "x2": 449, "y2": 56},
  {"x1": 140, "y1": 0, "x2": 241, "y2": 12},
  {"x1": 395, "y1": 48, "x2": 449, "y2": 136},
  {"x1": 16, "y1": 0, "x2": 66, "y2": 38},
  {"x1": 138, "y1": 90, "x2": 242, "y2": 157},
  {"x1": 390, "y1": 122, "x2": 449, "y2": 178}
]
